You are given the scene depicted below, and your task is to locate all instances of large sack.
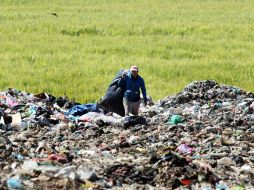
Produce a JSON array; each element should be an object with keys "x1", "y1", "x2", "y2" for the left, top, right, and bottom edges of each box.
[{"x1": 99, "y1": 69, "x2": 125, "y2": 116}]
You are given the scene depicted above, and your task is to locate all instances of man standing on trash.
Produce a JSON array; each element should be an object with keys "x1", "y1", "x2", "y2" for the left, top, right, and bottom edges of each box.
[{"x1": 118, "y1": 65, "x2": 147, "y2": 116}]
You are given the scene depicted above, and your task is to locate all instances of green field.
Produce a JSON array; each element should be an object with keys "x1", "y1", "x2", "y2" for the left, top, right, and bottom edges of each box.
[{"x1": 0, "y1": 0, "x2": 254, "y2": 103}]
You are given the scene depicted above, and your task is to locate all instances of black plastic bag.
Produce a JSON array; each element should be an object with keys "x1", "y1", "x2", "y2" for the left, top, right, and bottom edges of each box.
[
  {"x1": 99, "y1": 69, "x2": 125, "y2": 116},
  {"x1": 123, "y1": 116, "x2": 147, "y2": 128}
]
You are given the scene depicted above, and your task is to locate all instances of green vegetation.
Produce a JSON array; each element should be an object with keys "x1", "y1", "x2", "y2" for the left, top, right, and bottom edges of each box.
[{"x1": 0, "y1": 0, "x2": 254, "y2": 103}]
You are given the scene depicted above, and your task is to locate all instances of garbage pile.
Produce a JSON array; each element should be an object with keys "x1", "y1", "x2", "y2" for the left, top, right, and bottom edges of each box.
[{"x1": 1, "y1": 81, "x2": 254, "y2": 190}]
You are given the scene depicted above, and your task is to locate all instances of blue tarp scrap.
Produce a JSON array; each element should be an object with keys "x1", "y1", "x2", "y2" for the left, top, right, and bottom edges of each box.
[{"x1": 67, "y1": 103, "x2": 100, "y2": 116}]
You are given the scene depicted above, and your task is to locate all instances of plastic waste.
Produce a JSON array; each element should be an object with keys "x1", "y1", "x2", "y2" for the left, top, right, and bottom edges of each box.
[
  {"x1": 7, "y1": 178, "x2": 23, "y2": 190},
  {"x1": 77, "y1": 166, "x2": 97, "y2": 182},
  {"x1": 216, "y1": 181, "x2": 228, "y2": 190},
  {"x1": 169, "y1": 115, "x2": 183, "y2": 124},
  {"x1": 21, "y1": 160, "x2": 59, "y2": 174},
  {"x1": 177, "y1": 144, "x2": 195, "y2": 154},
  {"x1": 80, "y1": 112, "x2": 119, "y2": 125},
  {"x1": 54, "y1": 166, "x2": 77, "y2": 180},
  {"x1": 122, "y1": 116, "x2": 146, "y2": 128},
  {"x1": 11, "y1": 153, "x2": 24, "y2": 161}
]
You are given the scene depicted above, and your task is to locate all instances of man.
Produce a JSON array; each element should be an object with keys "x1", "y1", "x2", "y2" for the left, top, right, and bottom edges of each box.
[{"x1": 118, "y1": 66, "x2": 147, "y2": 116}]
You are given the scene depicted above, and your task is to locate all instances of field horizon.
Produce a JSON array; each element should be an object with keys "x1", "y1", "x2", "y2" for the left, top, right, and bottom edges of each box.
[{"x1": 1, "y1": 0, "x2": 254, "y2": 103}]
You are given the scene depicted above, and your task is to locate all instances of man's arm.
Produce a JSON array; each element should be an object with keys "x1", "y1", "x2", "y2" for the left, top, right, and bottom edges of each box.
[{"x1": 141, "y1": 79, "x2": 147, "y2": 105}]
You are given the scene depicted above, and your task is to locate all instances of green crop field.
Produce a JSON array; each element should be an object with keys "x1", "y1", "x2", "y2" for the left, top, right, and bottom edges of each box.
[{"x1": 0, "y1": 0, "x2": 254, "y2": 103}]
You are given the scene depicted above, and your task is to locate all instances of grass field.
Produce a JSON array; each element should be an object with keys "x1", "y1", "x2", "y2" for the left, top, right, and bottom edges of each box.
[{"x1": 0, "y1": 0, "x2": 254, "y2": 103}]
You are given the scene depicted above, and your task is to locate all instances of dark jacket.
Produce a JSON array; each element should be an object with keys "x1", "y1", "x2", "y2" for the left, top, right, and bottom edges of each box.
[{"x1": 118, "y1": 71, "x2": 147, "y2": 102}]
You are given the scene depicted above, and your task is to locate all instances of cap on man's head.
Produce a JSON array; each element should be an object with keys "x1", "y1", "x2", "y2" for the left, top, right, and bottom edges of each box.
[{"x1": 130, "y1": 65, "x2": 138, "y2": 72}]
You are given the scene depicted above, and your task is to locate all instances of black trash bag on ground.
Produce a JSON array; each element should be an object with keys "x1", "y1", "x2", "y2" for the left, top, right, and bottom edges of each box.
[
  {"x1": 99, "y1": 69, "x2": 125, "y2": 116},
  {"x1": 123, "y1": 116, "x2": 147, "y2": 128}
]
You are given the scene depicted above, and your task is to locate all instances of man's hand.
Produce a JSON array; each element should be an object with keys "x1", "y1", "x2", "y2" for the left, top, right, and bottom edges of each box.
[{"x1": 122, "y1": 72, "x2": 127, "y2": 79}]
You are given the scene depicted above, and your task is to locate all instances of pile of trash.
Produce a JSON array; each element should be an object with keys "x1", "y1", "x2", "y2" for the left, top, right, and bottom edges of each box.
[{"x1": 0, "y1": 80, "x2": 254, "y2": 190}]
